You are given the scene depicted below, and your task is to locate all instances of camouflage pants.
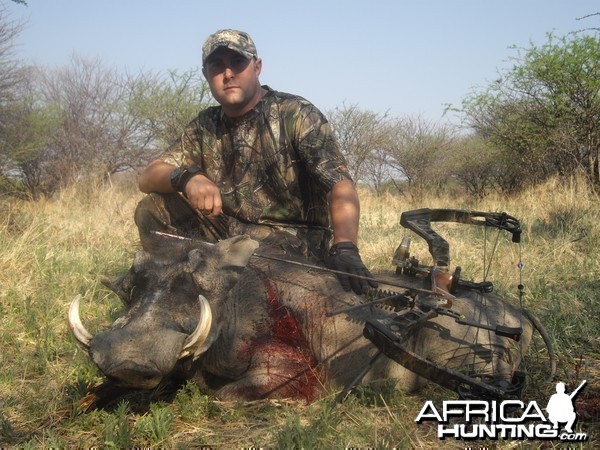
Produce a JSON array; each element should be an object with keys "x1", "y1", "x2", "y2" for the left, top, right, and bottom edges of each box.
[{"x1": 134, "y1": 193, "x2": 331, "y2": 261}]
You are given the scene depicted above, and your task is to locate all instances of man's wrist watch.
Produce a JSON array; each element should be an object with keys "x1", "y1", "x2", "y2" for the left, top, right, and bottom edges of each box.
[{"x1": 170, "y1": 165, "x2": 206, "y2": 193}]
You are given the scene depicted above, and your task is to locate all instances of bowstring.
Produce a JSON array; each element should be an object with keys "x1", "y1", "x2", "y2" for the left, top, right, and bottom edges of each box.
[
  {"x1": 488, "y1": 220, "x2": 527, "y2": 388},
  {"x1": 479, "y1": 223, "x2": 503, "y2": 384},
  {"x1": 483, "y1": 237, "x2": 494, "y2": 386},
  {"x1": 483, "y1": 224, "x2": 503, "y2": 282},
  {"x1": 517, "y1": 239, "x2": 525, "y2": 337}
]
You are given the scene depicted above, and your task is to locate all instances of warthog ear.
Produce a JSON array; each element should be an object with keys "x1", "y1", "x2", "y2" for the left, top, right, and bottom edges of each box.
[
  {"x1": 189, "y1": 235, "x2": 259, "y2": 270},
  {"x1": 101, "y1": 276, "x2": 130, "y2": 305},
  {"x1": 101, "y1": 251, "x2": 155, "y2": 307},
  {"x1": 188, "y1": 235, "x2": 259, "y2": 290},
  {"x1": 215, "y1": 235, "x2": 260, "y2": 268}
]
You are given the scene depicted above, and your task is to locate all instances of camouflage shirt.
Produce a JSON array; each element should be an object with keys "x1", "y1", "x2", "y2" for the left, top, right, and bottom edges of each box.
[{"x1": 162, "y1": 86, "x2": 352, "y2": 231}]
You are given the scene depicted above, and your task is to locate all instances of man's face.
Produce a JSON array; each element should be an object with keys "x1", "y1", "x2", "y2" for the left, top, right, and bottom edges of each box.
[{"x1": 203, "y1": 48, "x2": 263, "y2": 117}]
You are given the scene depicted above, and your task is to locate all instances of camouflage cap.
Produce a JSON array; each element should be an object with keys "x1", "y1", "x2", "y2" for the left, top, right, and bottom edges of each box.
[{"x1": 202, "y1": 29, "x2": 257, "y2": 65}]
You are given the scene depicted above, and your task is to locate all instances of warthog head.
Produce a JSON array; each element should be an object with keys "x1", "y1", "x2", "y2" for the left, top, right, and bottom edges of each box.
[{"x1": 69, "y1": 234, "x2": 258, "y2": 389}]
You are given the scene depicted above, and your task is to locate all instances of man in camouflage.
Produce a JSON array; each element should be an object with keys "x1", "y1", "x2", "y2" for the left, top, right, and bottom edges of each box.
[{"x1": 136, "y1": 29, "x2": 375, "y2": 294}]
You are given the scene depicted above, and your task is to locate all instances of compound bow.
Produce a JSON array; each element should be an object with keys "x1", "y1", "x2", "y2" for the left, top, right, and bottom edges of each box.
[{"x1": 337, "y1": 208, "x2": 554, "y2": 401}]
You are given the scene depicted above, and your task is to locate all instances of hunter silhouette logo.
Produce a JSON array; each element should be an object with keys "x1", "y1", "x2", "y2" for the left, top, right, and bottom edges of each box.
[
  {"x1": 546, "y1": 380, "x2": 586, "y2": 433},
  {"x1": 415, "y1": 379, "x2": 589, "y2": 442}
]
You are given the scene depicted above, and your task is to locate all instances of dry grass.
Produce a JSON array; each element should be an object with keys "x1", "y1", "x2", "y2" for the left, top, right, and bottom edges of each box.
[{"x1": 0, "y1": 175, "x2": 598, "y2": 448}]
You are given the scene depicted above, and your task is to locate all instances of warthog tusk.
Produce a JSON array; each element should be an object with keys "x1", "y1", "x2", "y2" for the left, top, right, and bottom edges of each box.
[
  {"x1": 179, "y1": 295, "x2": 213, "y2": 359},
  {"x1": 68, "y1": 294, "x2": 93, "y2": 349}
]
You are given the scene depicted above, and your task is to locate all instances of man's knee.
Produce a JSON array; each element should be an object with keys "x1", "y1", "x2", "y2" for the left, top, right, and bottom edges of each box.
[
  {"x1": 134, "y1": 193, "x2": 222, "y2": 247},
  {"x1": 134, "y1": 194, "x2": 173, "y2": 235}
]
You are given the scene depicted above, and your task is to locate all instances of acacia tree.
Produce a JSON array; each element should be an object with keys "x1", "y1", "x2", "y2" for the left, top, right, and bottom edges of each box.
[
  {"x1": 327, "y1": 104, "x2": 392, "y2": 185},
  {"x1": 462, "y1": 33, "x2": 600, "y2": 187},
  {"x1": 0, "y1": 7, "x2": 23, "y2": 120},
  {"x1": 126, "y1": 68, "x2": 214, "y2": 153},
  {"x1": 33, "y1": 57, "x2": 213, "y2": 192},
  {"x1": 447, "y1": 135, "x2": 508, "y2": 198},
  {"x1": 385, "y1": 116, "x2": 456, "y2": 198},
  {"x1": 1, "y1": 53, "x2": 213, "y2": 197},
  {"x1": 38, "y1": 56, "x2": 146, "y2": 185},
  {"x1": 1, "y1": 77, "x2": 61, "y2": 199},
  {"x1": 0, "y1": 7, "x2": 40, "y2": 193}
]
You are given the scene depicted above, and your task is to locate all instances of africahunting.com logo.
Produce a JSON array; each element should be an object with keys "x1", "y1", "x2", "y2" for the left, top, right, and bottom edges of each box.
[{"x1": 415, "y1": 380, "x2": 589, "y2": 442}]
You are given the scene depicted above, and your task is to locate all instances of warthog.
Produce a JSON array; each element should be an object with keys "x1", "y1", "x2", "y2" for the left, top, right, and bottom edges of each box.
[{"x1": 69, "y1": 232, "x2": 533, "y2": 401}]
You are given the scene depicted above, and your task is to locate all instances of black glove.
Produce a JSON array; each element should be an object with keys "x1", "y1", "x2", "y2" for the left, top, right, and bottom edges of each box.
[{"x1": 326, "y1": 242, "x2": 378, "y2": 294}]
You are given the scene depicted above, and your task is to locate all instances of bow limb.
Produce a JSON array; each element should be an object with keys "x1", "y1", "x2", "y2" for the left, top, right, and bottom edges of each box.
[{"x1": 399, "y1": 208, "x2": 522, "y2": 267}]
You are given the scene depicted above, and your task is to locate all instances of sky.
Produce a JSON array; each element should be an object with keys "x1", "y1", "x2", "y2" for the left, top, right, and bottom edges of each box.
[{"x1": 2, "y1": 0, "x2": 598, "y2": 124}]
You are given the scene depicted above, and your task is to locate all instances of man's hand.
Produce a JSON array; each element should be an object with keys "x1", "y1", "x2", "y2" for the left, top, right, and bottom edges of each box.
[
  {"x1": 326, "y1": 241, "x2": 377, "y2": 294},
  {"x1": 184, "y1": 174, "x2": 223, "y2": 217}
]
